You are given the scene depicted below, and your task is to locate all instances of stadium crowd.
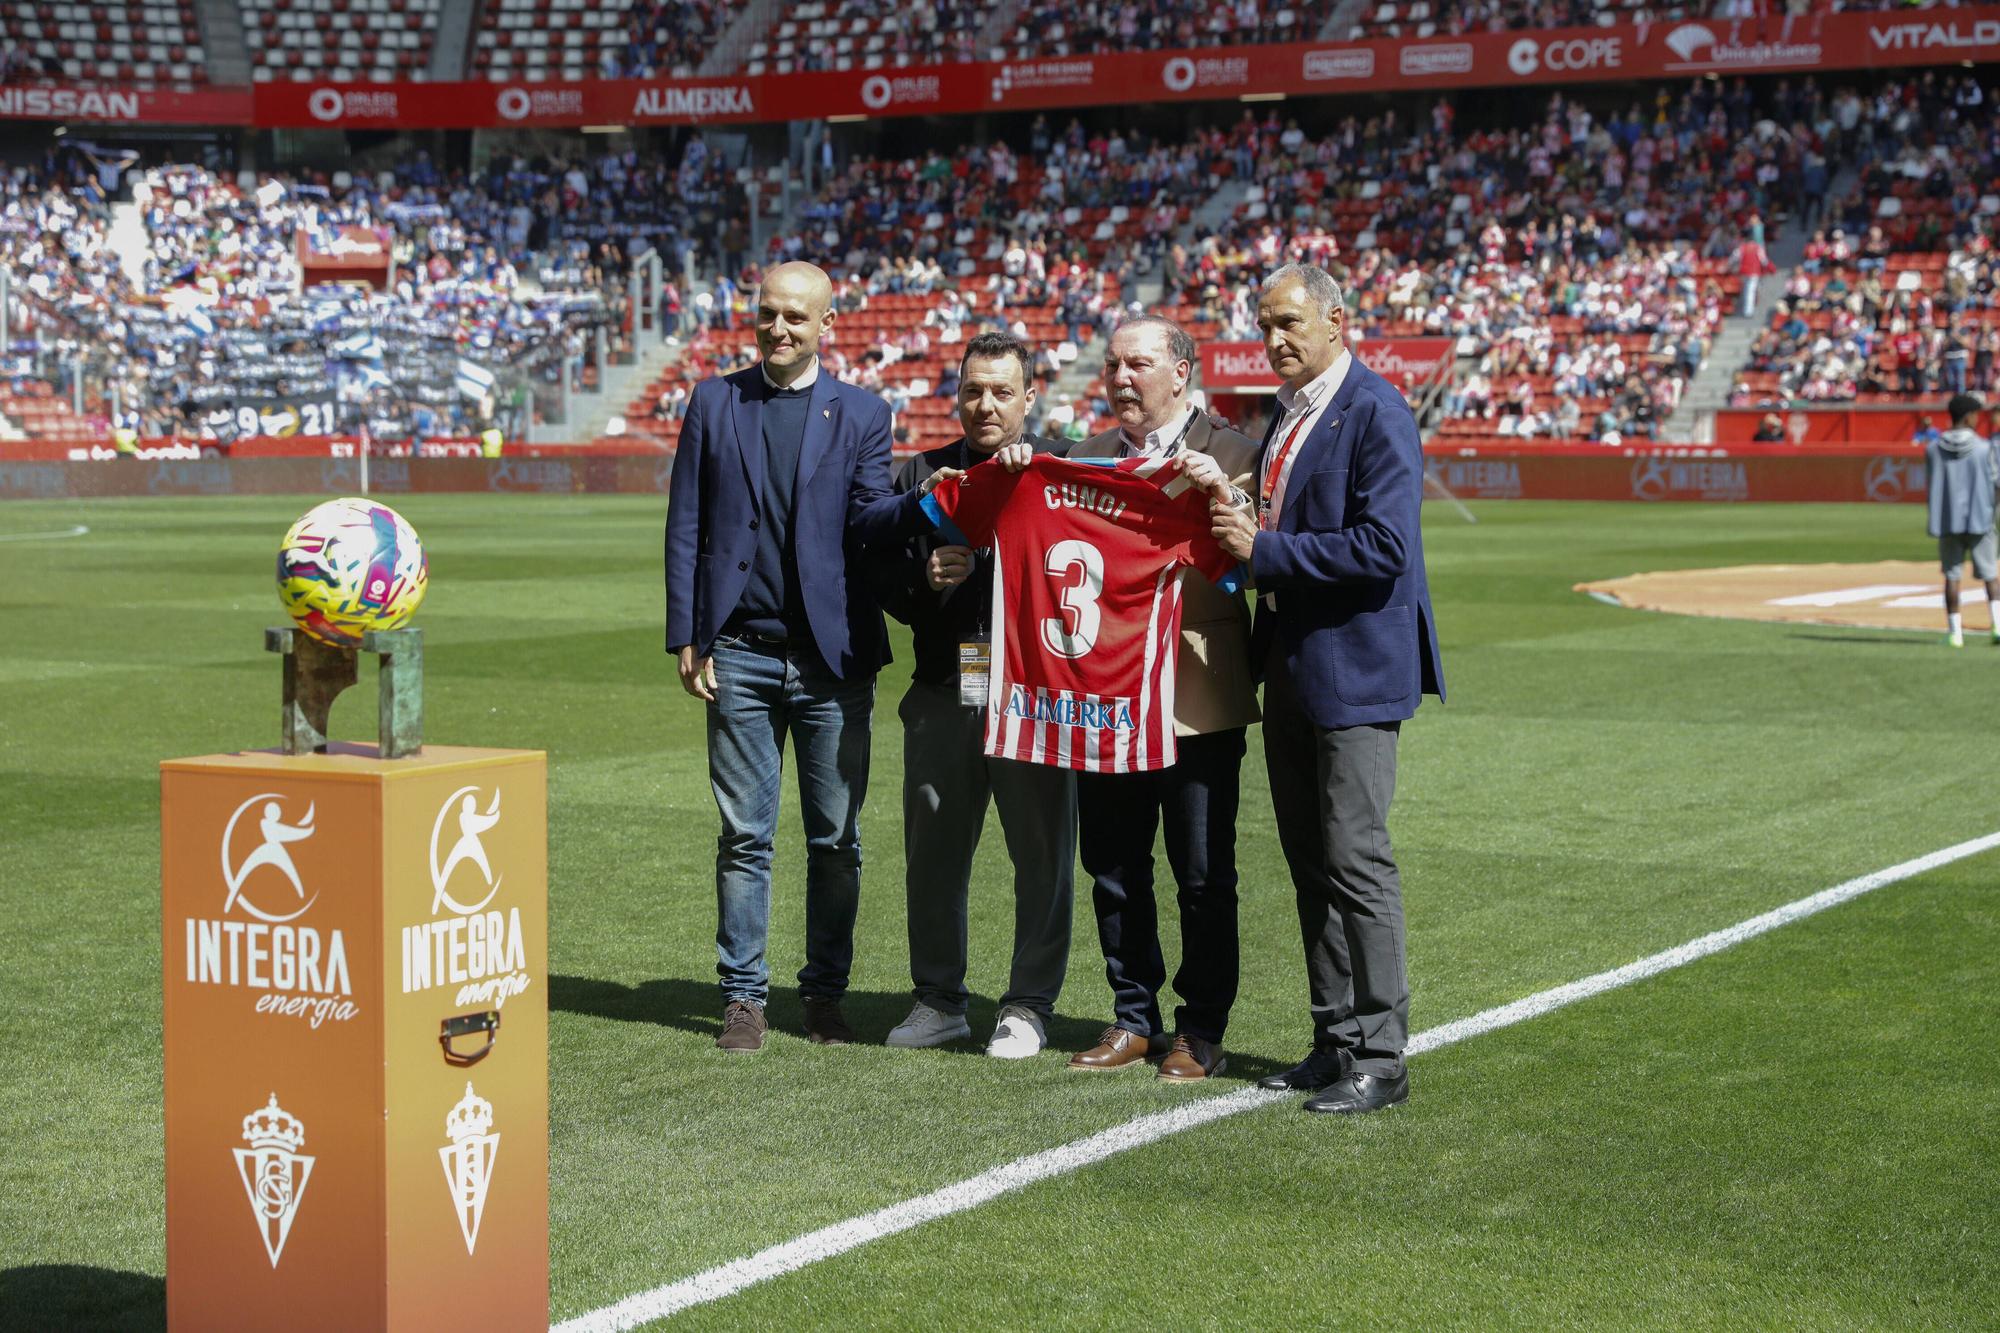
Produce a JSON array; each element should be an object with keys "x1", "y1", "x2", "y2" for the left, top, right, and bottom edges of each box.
[
  {"x1": 1, "y1": 138, "x2": 759, "y2": 443},
  {"x1": 1732, "y1": 72, "x2": 1999, "y2": 406}
]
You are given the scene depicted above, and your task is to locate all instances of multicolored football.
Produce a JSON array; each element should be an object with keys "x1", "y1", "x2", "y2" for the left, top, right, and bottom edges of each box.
[{"x1": 276, "y1": 497, "x2": 428, "y2": 648}]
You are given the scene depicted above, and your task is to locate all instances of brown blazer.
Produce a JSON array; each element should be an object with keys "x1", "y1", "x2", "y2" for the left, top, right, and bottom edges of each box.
[{"x1": 1071, "y1": 413, "x2": 1261, "y2": 736}]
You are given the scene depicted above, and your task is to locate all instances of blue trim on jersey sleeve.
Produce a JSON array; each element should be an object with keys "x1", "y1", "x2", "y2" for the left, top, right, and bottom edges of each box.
[
  {"x1": 1069, "y1": 455, "x2": 1117, "y2": 468},
  {"x1": 920, "y1": 493, "x2": 970, "y2": 547}
]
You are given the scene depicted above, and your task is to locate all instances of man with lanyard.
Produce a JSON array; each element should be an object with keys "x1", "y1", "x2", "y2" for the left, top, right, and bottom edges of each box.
[
  {"x1": 1063, "y1": 316, "x2": 1262, "y2": 1082},
  {"x1": 1209, "y1": 263, "x2": 1443, "y2": 1115},
  {"x1": 876, "y1": 331, "x2": 1078, "y2": 1058}
]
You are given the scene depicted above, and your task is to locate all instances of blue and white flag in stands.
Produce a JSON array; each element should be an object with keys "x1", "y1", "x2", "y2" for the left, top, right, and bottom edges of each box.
[
  {"x1": 352, "y1": 363, "x2": 392, "y2": 392},
  {"x1": 456, "y1": 357, "x2": 497, "y2": 399},
  {"x1": 332, "y1": 331, "x2": 384, "y2": 361}
]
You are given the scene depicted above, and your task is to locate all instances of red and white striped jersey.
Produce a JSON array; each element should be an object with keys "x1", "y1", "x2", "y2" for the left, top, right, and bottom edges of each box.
[{"x1": 925, "y1": 453, "x2": 1236, "y2": 772}]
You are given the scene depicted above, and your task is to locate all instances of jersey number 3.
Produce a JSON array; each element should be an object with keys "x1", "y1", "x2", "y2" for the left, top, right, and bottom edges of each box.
[{"x1": 1041, "y1": 539, "x2": 1104, "y2": 659}]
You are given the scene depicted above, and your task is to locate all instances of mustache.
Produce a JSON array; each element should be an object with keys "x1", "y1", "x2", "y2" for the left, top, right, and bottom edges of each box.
[{"x1": 1114, "y1": 389, "x2": 1143, "y2": 403}]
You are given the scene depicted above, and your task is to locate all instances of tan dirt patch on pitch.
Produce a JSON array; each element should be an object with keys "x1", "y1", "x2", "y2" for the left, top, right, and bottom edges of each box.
[{"x1": 1574, "y1": 560, "x2": 1987, "y2": 632}]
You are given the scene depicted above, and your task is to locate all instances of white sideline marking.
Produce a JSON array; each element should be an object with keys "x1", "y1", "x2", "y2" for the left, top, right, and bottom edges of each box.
[
  {"x1": 557, "y1": 830, "x2": 2000, "y2": 1332},
  {"x1": 0, "y1": 523, "x2": 88, "y2": 542}
]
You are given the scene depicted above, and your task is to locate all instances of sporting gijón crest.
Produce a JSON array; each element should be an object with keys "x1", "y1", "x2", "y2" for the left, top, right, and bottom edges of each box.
[
  {"x1": 234, "y1": 1093, "x2": 315, "y2": 1267},
  {"x1": 439, "y1": 1082, "x2": 501, "y2": 1254}
]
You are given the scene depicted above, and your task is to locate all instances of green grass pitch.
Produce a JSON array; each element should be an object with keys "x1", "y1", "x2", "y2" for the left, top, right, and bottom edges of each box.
[{"x1": 1, "y1": 496, "x2": 1995, "y2": 1329}]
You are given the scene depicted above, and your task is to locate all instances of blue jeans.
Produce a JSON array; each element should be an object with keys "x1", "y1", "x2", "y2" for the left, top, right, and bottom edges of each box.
[{"x1": 706, "y1": 637, "x2": 875, "y2": 1006}]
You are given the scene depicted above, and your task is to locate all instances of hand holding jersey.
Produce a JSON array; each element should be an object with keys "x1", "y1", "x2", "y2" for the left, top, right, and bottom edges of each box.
[{"x1": 922, "y1": 452, "x2": 1238, "y2": 773}]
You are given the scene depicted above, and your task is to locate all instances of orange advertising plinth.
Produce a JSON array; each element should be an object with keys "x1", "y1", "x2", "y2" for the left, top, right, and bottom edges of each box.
[{"x1": 162, "y1": 744, "x2": 547, "y2": 1331}]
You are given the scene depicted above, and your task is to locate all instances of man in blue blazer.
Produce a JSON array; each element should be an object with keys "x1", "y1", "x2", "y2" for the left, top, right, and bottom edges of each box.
[
  {"x1": 665, "y1": 260, "x2": 940, "y2": 1054},
  {"x1": 1210, "y1": 262, "x2": 1445, "y2": 1114}
]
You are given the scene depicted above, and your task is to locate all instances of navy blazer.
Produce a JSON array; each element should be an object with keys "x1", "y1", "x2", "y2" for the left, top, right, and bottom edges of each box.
[
  {"x1": 1249, "y1": 357, "x2": 1445, "y2": 729},
  {"x1": 664, "y1": 364, "x2": 926, "y2": 678}
]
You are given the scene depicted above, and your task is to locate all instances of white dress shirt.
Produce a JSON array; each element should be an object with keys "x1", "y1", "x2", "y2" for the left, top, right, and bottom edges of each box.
[
  {"x1": 1117, "y1": 405, "x2": 1199, "y2": 458},
  {"x1": 1262, "y1": 347, "x2": 1351, "y2": 527},
  {"x1": 761, "y1": 356, "x2": 820, "y2": 392}
]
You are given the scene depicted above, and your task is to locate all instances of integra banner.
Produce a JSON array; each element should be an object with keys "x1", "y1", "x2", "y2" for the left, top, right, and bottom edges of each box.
[
  {"x1": 1420, "y1": 442, "x2": 1931, "y2": 503},
  {"x1": 248, "y1": 8, "x2": 2000, "y2": 129}
]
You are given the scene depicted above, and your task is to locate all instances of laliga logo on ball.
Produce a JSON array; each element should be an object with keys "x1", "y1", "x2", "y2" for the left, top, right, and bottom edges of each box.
[
  {"x1": 222, "y1": 793, "x2": 319, "y2": 923},
  {"x1": 1508, "y1": 38, "x2": 1540, "y2": 75},
  {"x1": 439, "y1": 1082, "x2": 501, "y2": 1254},
  {"x1": 861, "y1": 75, "x2": 892, "y2": 109},
  {"x1": 234, "y1": 1093, "x2": 315, "y2": 1267},
  {"x1": 1163, "y1": 57, "x2": 1196, "y2": 92},
  {"x1": 276, "y1": 497, "x2": 428, "y2": 649},
  {"x1": 432, "y1": 786, "x2": 504, "y2": 915},
  {"x1": 307, "y1": 89, "x2": 344, "y2": 122},
  {"x1": 496, "y1": 87, "x2": 531, "y2": 121}
]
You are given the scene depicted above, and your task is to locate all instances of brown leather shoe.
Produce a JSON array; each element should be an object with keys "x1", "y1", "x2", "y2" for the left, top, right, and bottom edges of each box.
[
  {"x1": 1067, "y1": 1025, "x2": 1160, "y2": 1071},
  {"x1": 800, "y1": 996, "x2": 854, "y2": 1046},
  {"x1": 1157, "y1": 1033, "x2": 1226, "y2": 1082},
  {"x1": 717, "y1": 1000, "x2": 766, "y2": 1053}
]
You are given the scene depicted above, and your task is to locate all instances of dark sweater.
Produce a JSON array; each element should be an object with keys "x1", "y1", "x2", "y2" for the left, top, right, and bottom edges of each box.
[
  {"x1": 728, "y1": 382, "x2": 812, "y2": 639},
  {"x1": 876, "y1": 433, "x2": 1067, "y2": 687}
]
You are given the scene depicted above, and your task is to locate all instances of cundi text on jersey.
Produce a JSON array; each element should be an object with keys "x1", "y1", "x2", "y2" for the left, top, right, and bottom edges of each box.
[{"x1": 1044, "y1": 481, "x2": 1130, "y2": 524}]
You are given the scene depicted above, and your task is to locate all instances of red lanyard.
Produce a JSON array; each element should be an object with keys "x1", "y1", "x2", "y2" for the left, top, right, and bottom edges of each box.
[{"x1": 1259, "y1": 409, "x2": 1310, "y2": 529}]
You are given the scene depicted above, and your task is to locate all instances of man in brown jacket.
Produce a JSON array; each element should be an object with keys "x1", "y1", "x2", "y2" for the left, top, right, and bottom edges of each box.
[{"x1": 1064, "y1": 316, "x2": 1261, "y2": 1082}]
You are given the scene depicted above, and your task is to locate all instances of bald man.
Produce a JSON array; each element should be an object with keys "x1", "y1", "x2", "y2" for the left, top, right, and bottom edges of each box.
[{"x1": 666, "y1": 261, "x2": 944, "y2": 1054}]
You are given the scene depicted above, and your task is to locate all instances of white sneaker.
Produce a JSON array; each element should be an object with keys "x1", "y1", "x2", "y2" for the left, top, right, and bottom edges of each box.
[
  {"x1": 986, "y1": 1004, "x2": 1047, "y2": 1060},
  {"x1": 885, "y1": 1002, "x2": 971, "y2": 1048}
]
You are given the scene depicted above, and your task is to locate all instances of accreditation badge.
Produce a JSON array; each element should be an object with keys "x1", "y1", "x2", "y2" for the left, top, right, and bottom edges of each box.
[{"x1": 958, "y1": 637, "x2": 991, "y2": 708}]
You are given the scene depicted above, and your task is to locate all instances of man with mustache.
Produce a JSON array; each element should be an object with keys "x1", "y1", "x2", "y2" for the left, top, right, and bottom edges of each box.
[
  {"x1": 1063, "y1": 316, "x2": 1262, "y2": 1082},
  {"x1": 876, "y1": 331, "x2": 1078, "y2": 1059}
]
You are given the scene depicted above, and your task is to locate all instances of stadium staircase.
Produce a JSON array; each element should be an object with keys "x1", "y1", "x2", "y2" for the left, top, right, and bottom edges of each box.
[
  {"x1": 429, "y1": 0, "x2": 477, "y2": 79},
  {"x1": 1320, "y1": 0, "x2": 1370, "y2": 40},
  {"x1": 1190, "y1": 181, "x2": 1251, "y2": 238},
  {"x1": 1659, "y1": 187, "x2": 1835, "y2": 443},
  {"x1": 974, "y1": 0, "x2": 1028, "y2": 55},
  {"x1": 542, "y1": 335, "x2": 688, "y2": 446},
  {"x1": 699, "y1": 0, "x2": 787, "y2": 77},
  {"x1": 192, "y1": 0, "x2": 252, "y2": 86}
]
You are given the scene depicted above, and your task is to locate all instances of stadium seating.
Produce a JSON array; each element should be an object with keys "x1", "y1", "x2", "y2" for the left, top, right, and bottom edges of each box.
[
  {"x1": 0, "y1": 381, "x2": 103, "y2": 449},
  {"x1": 0, "y1": 1, "x2": 209, "y2": 87},
  {"x1": 475, "y1": 0, "x2": 738, "y2": 82},
  {"x1": 1006, "y1": 0, "x2": 1334, "y2": 59},
  {"x1": 613, "y1": 278, "x2": 1120, "y2": 454},
  {"x1": 241, "y1": 0, "x2": 438, "y2": 83},
  {"x1": 743, "y1": 0, "x2": 992, "y2": 76}
]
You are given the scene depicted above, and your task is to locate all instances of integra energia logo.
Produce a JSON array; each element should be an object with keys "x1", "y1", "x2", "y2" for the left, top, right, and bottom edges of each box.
[{"x1": 184, "y1": 794, "x2": 356, "y2": 1028}]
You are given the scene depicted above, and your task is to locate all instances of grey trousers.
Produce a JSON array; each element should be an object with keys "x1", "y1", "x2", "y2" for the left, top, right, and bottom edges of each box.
[
  {"x1": 900, "y1": 681, "x2": 1077, "y2": 1017},
  {"x1": 1262, "y1": 648, "x2": 1410, "y2": 1078}
]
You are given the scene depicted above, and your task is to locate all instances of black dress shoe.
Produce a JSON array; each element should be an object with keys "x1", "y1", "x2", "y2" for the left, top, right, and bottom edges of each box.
[
  {"x1": 1257, "y1": 1046, "x2": 1351, "y2": 1093},
  {"x1": 1302, "y1": 1070, "x2": 1408, "y2": 1115}
]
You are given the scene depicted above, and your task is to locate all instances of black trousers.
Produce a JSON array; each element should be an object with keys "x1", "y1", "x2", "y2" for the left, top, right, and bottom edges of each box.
[
  {"x1": 1076, "y1": 728, "x2": 1245, "y2": 1043},
  {"x1": 901, "y1": 682, "x2": 1076, "y2": 1017},
  {"x1": 1262, "y1": 644, "x2": 1409, "y2": 1078}
]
